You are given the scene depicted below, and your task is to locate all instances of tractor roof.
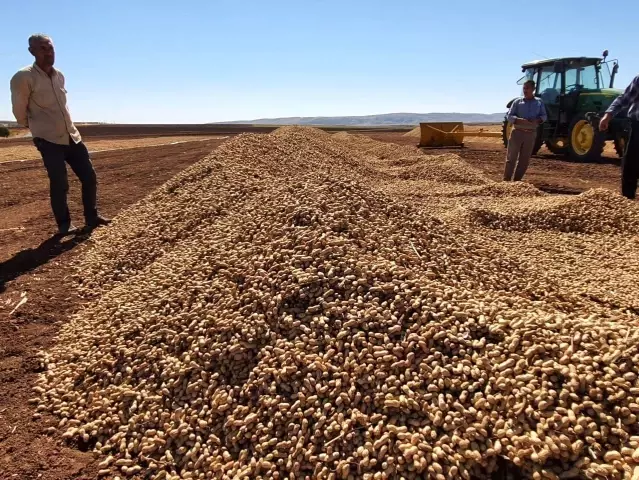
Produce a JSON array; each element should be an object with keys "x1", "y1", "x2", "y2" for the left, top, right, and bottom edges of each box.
[{"x1": 521, "y1": 57, "x2": 602, "y2": 69}]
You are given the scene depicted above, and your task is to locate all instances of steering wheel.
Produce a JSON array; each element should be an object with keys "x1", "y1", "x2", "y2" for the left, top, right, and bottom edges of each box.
[{"x1": 566, "y1": 84, "x2": 582, "y2": 91}]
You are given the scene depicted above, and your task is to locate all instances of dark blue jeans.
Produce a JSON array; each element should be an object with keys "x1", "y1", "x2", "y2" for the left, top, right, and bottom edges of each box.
[
  {"x1": 33, "y1": 137, "x2": 98, "y2": 228},
  {"x1": 622, "y1": 120, "x2": 639, "y2": 199}
]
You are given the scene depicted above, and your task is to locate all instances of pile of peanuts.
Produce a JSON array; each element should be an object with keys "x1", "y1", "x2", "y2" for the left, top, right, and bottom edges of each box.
[
  {"x1": 469, "y1": 188, "x2": 639, "y2": 234},
  {"x1": 35, "y1": 127, "x2": 639, "y2": 479}
]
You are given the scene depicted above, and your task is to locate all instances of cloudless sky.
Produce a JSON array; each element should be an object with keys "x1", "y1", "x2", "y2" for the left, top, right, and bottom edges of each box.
[{"x1": 1, "y1": 0, "x2": 638, "y2": 123}]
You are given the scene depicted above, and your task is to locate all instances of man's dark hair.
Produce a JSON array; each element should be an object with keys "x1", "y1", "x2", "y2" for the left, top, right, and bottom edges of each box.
[
  {"x1": 524, "y1": 80, "x2": 536, "y2": 89},
  {"x1": 28, "y1": 34, "x2": 52, "y2": 48}
]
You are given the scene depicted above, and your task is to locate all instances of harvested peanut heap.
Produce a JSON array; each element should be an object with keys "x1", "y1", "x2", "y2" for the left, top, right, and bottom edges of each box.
[
  {"x1": 456, "y1": 188, "x2": 639, "y2": 312},
  {"x1": 36, "y1": 127, "x2": 639, "y2": 480},
  {"x1": 368, "y1": 143, "x2": 639, "y2": 311},
  {"x1": 482, "y1": 230, "x2": 639, "y2": 313},
  {"x1": 469, "y1": 188, "x2": 639, "y2": 234}
]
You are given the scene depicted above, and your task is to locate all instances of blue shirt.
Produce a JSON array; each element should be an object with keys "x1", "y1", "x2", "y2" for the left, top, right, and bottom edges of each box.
[
  {"x1": 606, "y1": 74, "x2": 639, "y2": 120},
  {"x1": 507, "y1": 97, "x2": 548, "y2": 130}
]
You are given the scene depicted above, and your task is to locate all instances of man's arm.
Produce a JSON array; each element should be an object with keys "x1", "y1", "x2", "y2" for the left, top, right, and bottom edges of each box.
[
  {"x1": 606, "y1": 75, "x2": 639, "y2": 118},
  {"x1": 10, "y1": 72, "x2": 30, "y2": 127},
  {"x1": 600, "y1": 75, "x2": 639, "y2": 131},
  {"x1": 506, "y1": 99, "x2": 519, "y2": 124},
  {"x1": 507, "y1": 98, "x2": 531, "y2": 125}
]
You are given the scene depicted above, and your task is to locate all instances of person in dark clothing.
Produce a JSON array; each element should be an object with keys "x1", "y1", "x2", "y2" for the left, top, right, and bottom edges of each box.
[
  {"x1": 600, "y1": 74, "x2": 639, "y2": 199},
  {"x1": 10, "y1": 34, "x2": 110, "y2": 235}
]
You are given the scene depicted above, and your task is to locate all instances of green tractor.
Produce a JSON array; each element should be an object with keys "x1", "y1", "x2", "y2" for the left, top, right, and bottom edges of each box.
[{"x1": 502, "y1": 51, "x2": 629, "y2": 161}]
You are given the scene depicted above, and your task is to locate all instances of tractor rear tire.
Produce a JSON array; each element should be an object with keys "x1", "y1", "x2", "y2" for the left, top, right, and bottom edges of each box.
[
  {"x1": 532, "y1": 129, "x2": 543, "y2": 156},
  {"x1": 568, "y1": 115, "x2": 605, "y2": 162},
  {"x1": 502, "y1": 120, "x2": 542, "y2": 155}
]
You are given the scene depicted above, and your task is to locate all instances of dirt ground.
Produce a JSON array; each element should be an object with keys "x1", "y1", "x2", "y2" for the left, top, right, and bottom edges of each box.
[
  {"x1": 0, "y1": 135, "x2": 228, "y2": 163},
  {"x1": 0, "y1": 135, "x2": 226, "y2": 163},
  {"x1": 0, "y1": 128, "x2": 625, "y2": 479}
]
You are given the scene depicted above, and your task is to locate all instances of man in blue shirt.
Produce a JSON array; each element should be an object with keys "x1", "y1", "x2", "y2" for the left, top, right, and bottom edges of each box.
[
  {"x1": 600, "y1": 74, "x2": 639, "y2": 199},
  {"x1": 504, "y1": 80, "x2": 547, "y2": 181}
]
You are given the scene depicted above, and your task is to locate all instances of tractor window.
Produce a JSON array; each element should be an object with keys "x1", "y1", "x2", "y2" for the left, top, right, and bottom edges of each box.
[
  {"x1": 537, "y1": 68, "x2": 560, "y2": 105},
  {"x1": 566, "y1": 65, "x2": 600, "y2": 92},
  {"x1": 517, "y1": 67, "x2": 536, "y2": 85}
]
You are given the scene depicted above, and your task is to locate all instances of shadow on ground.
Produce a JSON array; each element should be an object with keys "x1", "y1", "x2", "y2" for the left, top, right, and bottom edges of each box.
[{"x1": 0, "y1": 233, "x2": 88, "y2": 293}]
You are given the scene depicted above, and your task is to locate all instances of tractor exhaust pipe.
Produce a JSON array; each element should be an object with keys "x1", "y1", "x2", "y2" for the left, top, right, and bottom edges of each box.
[{"x1": 611, "y1": 62, "x2": 619, "y2": 88}]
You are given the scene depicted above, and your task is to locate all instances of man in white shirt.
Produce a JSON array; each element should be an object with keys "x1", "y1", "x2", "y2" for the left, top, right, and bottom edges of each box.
[{"x1": 10, "y1": 34, "x2": 110, "y2": 235}]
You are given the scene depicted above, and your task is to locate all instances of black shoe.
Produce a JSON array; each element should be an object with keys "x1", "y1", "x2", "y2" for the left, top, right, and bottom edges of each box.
[
  {"x1": 86, "y1": 215, "x2": 111, "y2": 229},
  {"x1": 57, "y1": 223, "x2": 79, "y2": 236}
]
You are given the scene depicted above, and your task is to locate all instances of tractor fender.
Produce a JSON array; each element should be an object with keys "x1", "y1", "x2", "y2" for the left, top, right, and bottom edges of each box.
[
  {"x1": 584, "y1": 112, "x2": 629, "y2": 131},
  {"x1": 584, "y1": 112, "x2": 601, "y2": 127},
  {"x1": 506, "y1": 97, "x2": 519, "y2": 109}
]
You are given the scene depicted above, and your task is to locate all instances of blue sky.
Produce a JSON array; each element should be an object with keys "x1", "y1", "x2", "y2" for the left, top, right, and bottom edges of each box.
[{"x1": 2, "y1": 0, "x2": 638, "y2": 123}]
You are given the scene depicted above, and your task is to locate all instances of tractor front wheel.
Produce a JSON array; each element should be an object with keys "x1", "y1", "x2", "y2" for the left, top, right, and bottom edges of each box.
[
  {"x1": 502, "y1": 120, "x2": 543, "y2": 155},
  {"x1": 568, "y1": 115, "x2": 605, "y2": 161},
  {"x1": 545, "y1": 138, "x2": 570, "y2": 155},
  {"x1": 502, "y1": 120, "x2": 512, "y2": 149}
]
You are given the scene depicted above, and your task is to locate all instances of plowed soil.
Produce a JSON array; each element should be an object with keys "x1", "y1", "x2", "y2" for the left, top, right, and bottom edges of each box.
[
  {"x1": 0, "y1": 136, "x2": 226, "y2": 163},
  {"x1": 0, "y1": 127, "x2": 624, "y2": 479}
]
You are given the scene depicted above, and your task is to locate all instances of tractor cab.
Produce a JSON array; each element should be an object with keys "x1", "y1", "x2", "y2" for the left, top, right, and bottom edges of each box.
[
  {"x1": 520, "y1": 55, "x2": 619, "y2": 122},
  {"x1": 503, "y1": 52, "x2": 628, "y2": 161}
]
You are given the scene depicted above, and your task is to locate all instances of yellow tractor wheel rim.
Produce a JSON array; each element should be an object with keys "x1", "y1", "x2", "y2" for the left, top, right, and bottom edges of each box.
[{"x1": 571, "y1": 120, "x2": 594, "y2": 156}]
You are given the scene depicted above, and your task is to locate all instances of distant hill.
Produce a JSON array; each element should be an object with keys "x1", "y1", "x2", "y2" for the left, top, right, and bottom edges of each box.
[{"x1": 218, "y1": 112, "x2": 505, "y2": 126}]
